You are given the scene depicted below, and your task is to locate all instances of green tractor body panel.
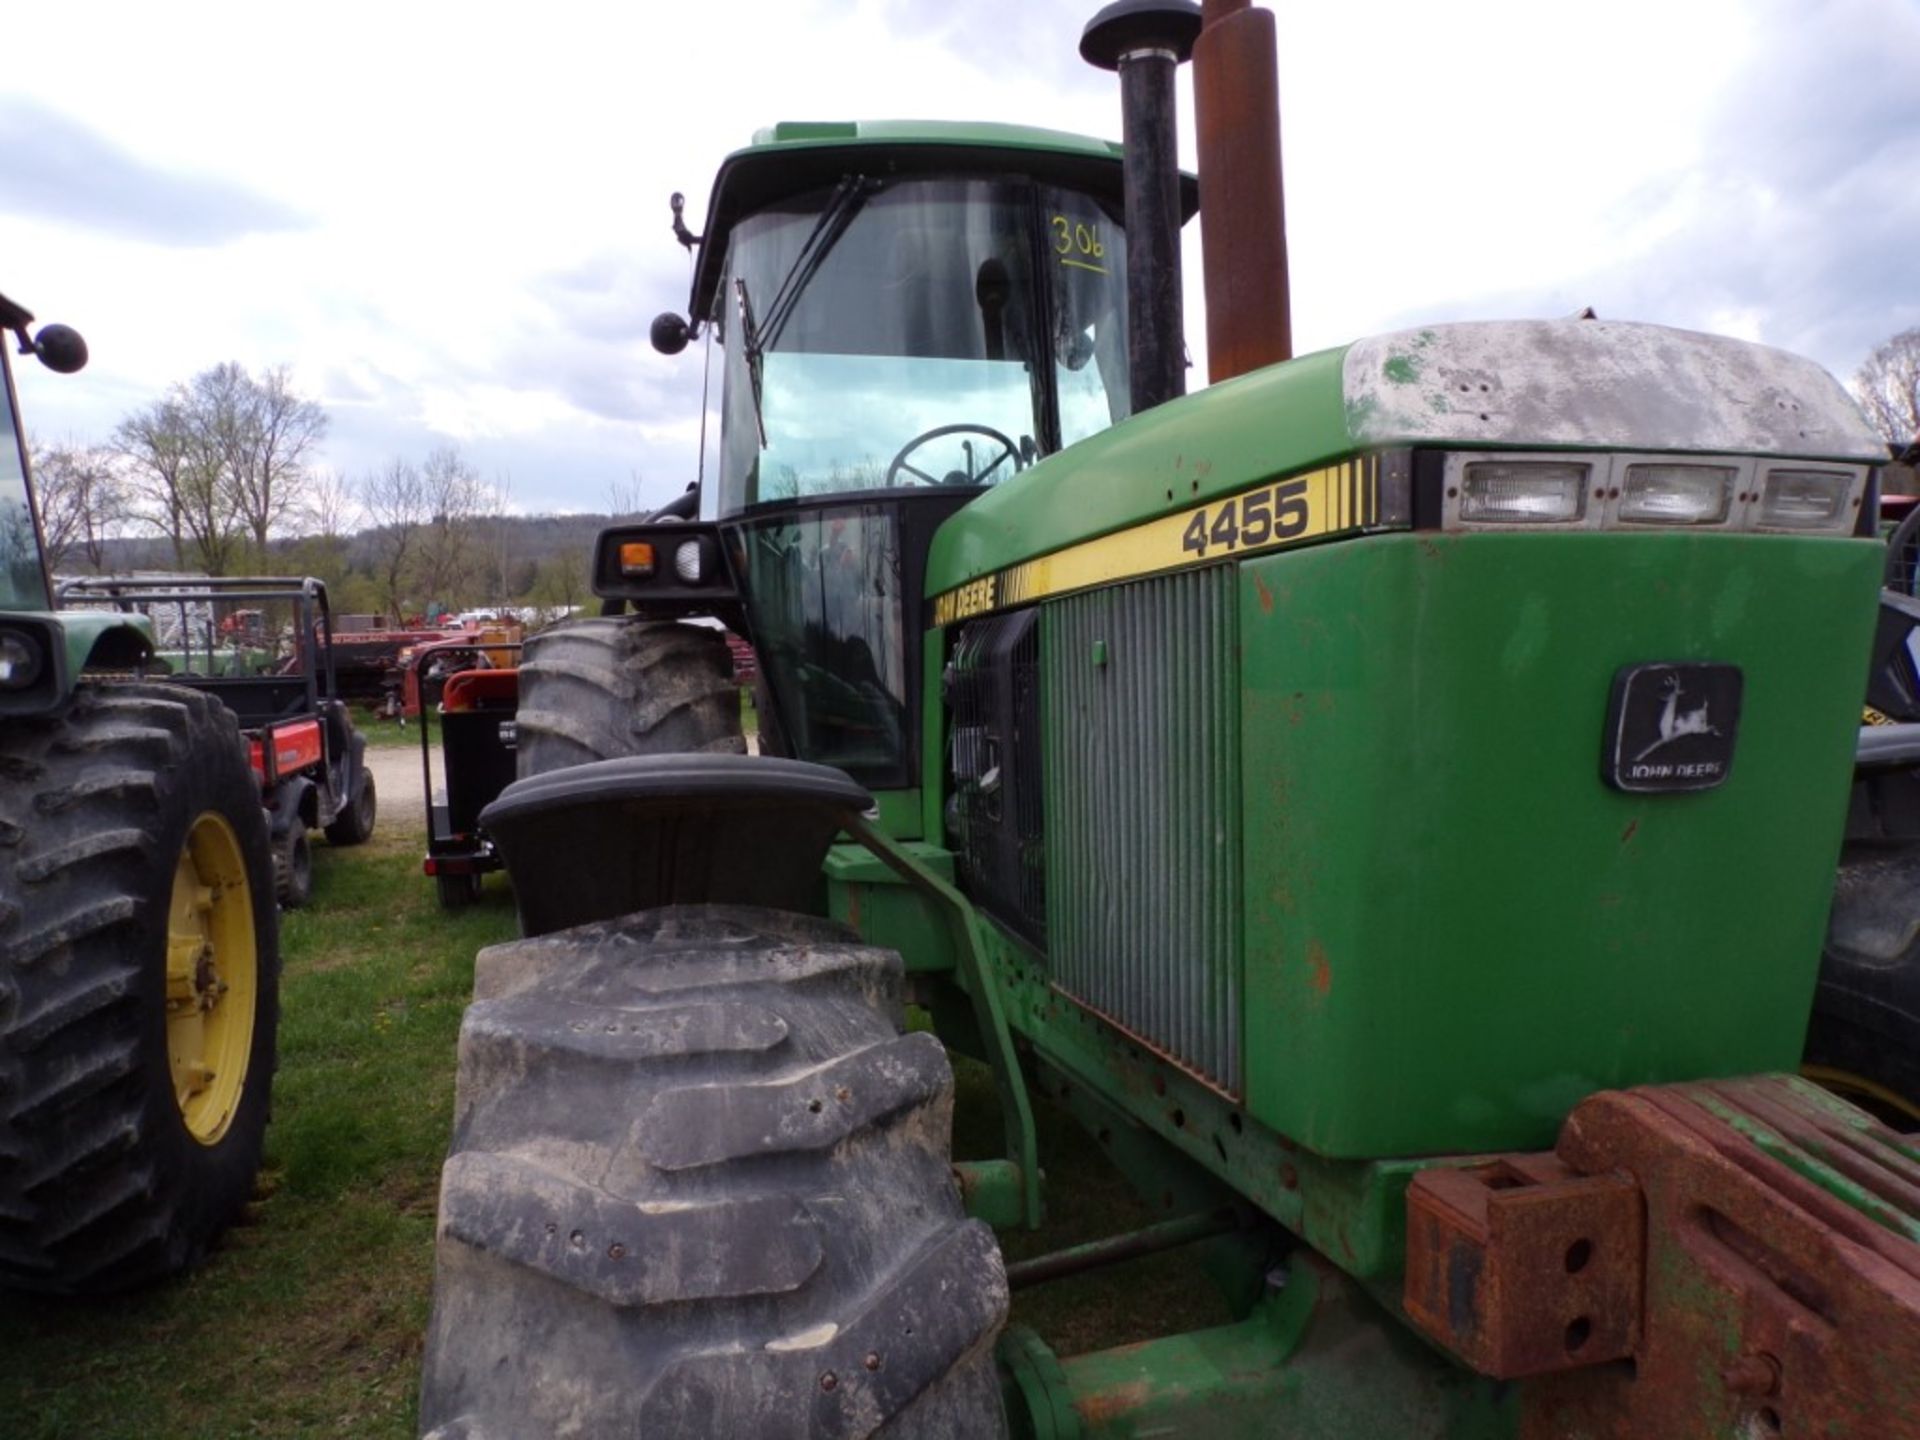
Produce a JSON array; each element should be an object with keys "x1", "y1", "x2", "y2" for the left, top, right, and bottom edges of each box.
[{"x1": 1236, "y1": 531, "x2": 1880, "y2": 1156}]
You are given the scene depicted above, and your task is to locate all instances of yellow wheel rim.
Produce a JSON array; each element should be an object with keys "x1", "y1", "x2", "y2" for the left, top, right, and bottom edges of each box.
[
  {"x1": 1802, "y1": 1063, "x2": 1920, "y2": 1126},
  {"x1": 165, "y1": 813, "x2": 259, "y2": 1145}
]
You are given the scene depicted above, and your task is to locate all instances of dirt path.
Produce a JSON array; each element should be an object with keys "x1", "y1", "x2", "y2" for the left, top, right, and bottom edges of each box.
[
  {"x1": 364, "y1": 742, "x2": 434, "y2": 830},
  {"x1": 364, "y1": 729, "x2": 759, "y2": 834}
]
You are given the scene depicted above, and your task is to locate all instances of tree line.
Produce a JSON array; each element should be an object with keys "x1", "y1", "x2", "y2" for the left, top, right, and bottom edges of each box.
[{"x1": 29, "y1": 362, "x2": 632, "y2": 624}]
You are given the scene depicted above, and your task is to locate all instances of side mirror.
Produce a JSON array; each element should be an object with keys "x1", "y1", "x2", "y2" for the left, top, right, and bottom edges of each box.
[
  {"x1": 651, "y1": 312, "x2": 691, "y2": 356},
  {"x1": 33, "y1": 323, "x2": 87, "y2": 374}
]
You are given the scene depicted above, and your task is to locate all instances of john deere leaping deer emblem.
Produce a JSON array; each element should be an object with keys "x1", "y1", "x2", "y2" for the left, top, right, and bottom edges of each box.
[{"x1": 1635, "y1": 672, "x2": 1720, "y2": 762}]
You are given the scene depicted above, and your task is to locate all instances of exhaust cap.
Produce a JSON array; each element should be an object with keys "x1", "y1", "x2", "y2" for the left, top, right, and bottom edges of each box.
[{"x1": 1080, "y1": 0, "x2": 1201, "y2": 69}]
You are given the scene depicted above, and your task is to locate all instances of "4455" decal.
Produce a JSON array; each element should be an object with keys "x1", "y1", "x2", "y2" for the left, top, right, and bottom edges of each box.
[{"x1": 1180, "y1": 477, "x2": 1310, "y2": 558}]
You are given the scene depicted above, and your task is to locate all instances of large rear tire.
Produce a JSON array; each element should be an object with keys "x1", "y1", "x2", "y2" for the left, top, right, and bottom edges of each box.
[
  {"x1": 514, "y1": 618, "x2": 744, "y2": 777},
  {"x1": 0, "y1": 683, "x2": 279, "y2": 1294},
  {"x1": 418, "y1": 905, "x2": 1009, "y2": 1439},
  {"x1": 1807, "y1": 847, "x2": 1920, "y2": 1126}
]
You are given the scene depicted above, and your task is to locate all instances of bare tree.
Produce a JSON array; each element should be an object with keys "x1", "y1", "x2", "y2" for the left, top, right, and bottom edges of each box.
[
  {"x1": 1856, "y1": 328, "x2": 1920, "y2": 448},
  {"x1": 413, "y1": 447, "x2": 488, "y2": 612},
  {"x1": 527, "y1": 551, "x2": 588, "y2": 623},
  {"x1": 301, "y1": 468, "x2": 360, "y2": 541},
  {"x1": 283, "y1": 468, "x2": 359, "y2": 592},
  {"x1": 113, "y1": 398, "x2": 192, "y2": 567},
  {"x1": 483, "y1": 471, "x2": 517, "y2": 602},
  {"x1": 359, "y1": 459, "x2": 428, "y2": 622},
  {"x1": 211, "y1": 363, "x2": 328, "y2": 554},
  {"x1": 30, "y1": 441, "x2": 125, "y2": 574},
  {"x1": 603, "y1": 472, "x2": 649, "y2": 519},
  {"x1": 114, "y1": 396, "x2": 240, "y2": 574}
]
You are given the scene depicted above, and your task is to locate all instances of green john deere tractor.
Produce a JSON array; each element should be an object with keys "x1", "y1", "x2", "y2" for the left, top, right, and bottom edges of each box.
[
  {"x1": 418, "y1": 4, "x2": 1920, "y2": 1435},
  {"x1": 0, "y1": 293, "x2": 278, "y2": 1295}
]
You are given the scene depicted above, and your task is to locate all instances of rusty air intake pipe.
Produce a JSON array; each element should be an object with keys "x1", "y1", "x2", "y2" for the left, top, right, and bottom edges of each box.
[{"x1": 1193, "y1": 0, "x2": 1292, "y2": 375}]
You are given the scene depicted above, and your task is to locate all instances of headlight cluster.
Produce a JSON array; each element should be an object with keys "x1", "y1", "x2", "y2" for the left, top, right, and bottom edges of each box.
[
  {"x1": 592, "y1": 522, "x2": 733, "y2": 605},
  {"x1": 1443, "y1": 452, "x2": 1866, "y2": 533}
]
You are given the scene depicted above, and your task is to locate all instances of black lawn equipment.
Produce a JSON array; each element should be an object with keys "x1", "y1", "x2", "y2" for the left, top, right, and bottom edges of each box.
[{"x1": 411, "y1": 638, "x2": 521, "y2": 908}]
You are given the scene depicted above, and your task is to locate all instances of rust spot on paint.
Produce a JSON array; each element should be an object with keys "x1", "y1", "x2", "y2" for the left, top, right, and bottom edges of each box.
[
  {"x1": 845, "y1": 885, "x2": 862, "y2": 930},
  {"x1": 1306, "y1": 939, "x2": 1332, "y2": 998},
  {"x1": 1076, "y1": 1379, "x2": 1156, "y2": 1424},
  {"x1": 1254, "y1": 572, "x2": 1275, "y2": 614},
  {"x1": 1620, "y1": 819, "x2": 1639, "y2": 845}
]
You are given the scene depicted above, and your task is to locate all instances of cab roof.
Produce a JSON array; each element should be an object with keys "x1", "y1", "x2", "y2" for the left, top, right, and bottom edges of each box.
[{"x1": 685, "y1": 119, "x2": 1199, "y2": 321}]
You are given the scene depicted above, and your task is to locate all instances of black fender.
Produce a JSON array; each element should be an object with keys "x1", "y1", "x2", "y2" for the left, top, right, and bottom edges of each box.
[
  {"x1": 263, "y1": 774, "x2": 319, "y2": 838},
  {"x1": 480, "y1": 754, "x2": 870, "y2": 937},
  {"x1": 326, "y1": 729, "x2": 367, "y2": 822}
]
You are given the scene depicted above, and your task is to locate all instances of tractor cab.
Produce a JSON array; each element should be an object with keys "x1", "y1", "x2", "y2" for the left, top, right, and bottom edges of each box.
[
  {"x1": 0, "y1": 293, "x2": 149, "y2": 716},
  {"x1": 0, "y1": 297, "x2": 52, "y2": 613},
  {"x1": 637, "y1": 123, "x2": 1193, "y2": 798}
]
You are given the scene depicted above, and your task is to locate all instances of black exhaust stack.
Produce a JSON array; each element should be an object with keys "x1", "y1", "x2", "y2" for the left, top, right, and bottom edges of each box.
[{"x1": 1081, "y1": 0, "x2": 1202, "y2": 416}]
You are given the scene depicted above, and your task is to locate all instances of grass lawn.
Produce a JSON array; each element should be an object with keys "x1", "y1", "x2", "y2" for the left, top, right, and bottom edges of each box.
[
  {"x1": 0, "y1": 823, "x2": 517, "y2": 1439},
  {"x1": 1, "y1": 813, "x2": 1221, "y2": 1437},
  {"x1": 353, "y1": 713, "x2": 424, "y2": 750}
]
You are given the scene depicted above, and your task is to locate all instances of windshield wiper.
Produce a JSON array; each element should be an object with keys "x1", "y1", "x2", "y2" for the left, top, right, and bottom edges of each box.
[
  {"x1": 733, "y1": 276, "x2": 769, "y2": 449},
  {"x1": 733, "y1": 176, "x2": 880, "y2": 451},
  {"x1": 760, "y1": 175, "x2": 877, "y2": 356}
]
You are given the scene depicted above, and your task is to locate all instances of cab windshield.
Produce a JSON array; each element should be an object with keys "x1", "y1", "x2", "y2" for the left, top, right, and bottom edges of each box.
[
  {"x1": 0, "y1": 368, "x2": 45, "y2": 608},
  {"x1": 715, "y1": 176, "x2": 1131, "y2": 515}
]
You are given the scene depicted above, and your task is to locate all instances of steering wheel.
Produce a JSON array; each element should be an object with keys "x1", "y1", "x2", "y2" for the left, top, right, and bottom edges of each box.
[{"x1": 884, "y1": 423, "x2": 1025, "y2": 487}]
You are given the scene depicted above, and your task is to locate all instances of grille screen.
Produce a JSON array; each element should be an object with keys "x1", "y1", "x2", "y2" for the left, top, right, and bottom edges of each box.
[
  {"x1": 948, "y1": 610, "x2": 1045, "y2": 945},
  {"x1": 1044, "y1": 567, "x2": 1242, "y2": 1093}
]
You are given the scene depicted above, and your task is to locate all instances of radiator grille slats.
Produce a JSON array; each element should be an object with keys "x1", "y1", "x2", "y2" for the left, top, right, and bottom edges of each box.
[{"x1": 1044, "y1": 568, "x2": 1242, "y2": 1093}]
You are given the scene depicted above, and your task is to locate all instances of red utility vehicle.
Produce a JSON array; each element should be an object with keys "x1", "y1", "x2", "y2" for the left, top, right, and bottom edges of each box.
[{"x1": 59, "y1": 576, "x2": 378, "y2": 905}]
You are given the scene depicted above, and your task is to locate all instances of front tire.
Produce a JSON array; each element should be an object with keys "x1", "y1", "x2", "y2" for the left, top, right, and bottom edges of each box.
[
  {"x1": 514, "y1": 618, "x2": 744, "y2": 777},
  {"x1": 1808, "y1": 847, "x2": 1920, "y2": 1125},
  {"x1": 418, "y1": 906, "x2": 1009, "y2": 1438},
  {"x1": 436, "y1": 872, "x2": 483, "y2": 910},
  {"x1": 0, "y1": 683, "x2": 279, "y2": 1294}
]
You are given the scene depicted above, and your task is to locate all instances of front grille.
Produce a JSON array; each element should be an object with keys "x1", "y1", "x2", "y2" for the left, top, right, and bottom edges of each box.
[
  {"x1": 1044, "y1": 567, "x2": 1242, "y2": 1093},
  {"x1": 948, "y1": 610, "x2": 1045, "y2": 945}
]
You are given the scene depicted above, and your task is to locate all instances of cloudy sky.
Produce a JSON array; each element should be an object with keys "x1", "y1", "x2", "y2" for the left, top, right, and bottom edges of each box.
[{"x1": 3, "y1": 0, "x2": 1914, "y2": 518}]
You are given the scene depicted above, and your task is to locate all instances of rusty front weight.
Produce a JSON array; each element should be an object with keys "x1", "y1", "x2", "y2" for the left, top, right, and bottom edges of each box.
[
  {"x1": 1404, "y1": 1153, "x2": 1643, "y2": 1378},
  {"x1": 1406, "y1": 1074, "x2": 1920, "y2": 1438}
]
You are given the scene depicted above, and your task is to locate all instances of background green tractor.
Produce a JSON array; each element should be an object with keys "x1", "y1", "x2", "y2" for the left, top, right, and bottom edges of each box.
[
  {"x1": 1811, "y1": 455, "x2": 1920, "y2": 1124},
  {"x1": 0, "y1": 292, "x2": 279, "y2": 1295},
  {"x1": 419, "y1": 4, "x2": 1920, "y2": 1436}
]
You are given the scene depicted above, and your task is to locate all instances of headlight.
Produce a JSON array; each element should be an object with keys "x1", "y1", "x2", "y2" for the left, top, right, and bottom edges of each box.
[
  {"x1": 673, "y1": 538, "x2": 712, "y2": 584},
  {"x1": 1617, "y1": 464, "x2": 1734, "y2": 525},
  {"x1": 1459, "y1": 461, "x2": 1591, "y2": 524},
  {"x1": 1757, "y1": 468, "x2": 1853, "y2": 530},
  {"x1": 0, "y1": 629, "x2": 44, "y2": 690}
]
